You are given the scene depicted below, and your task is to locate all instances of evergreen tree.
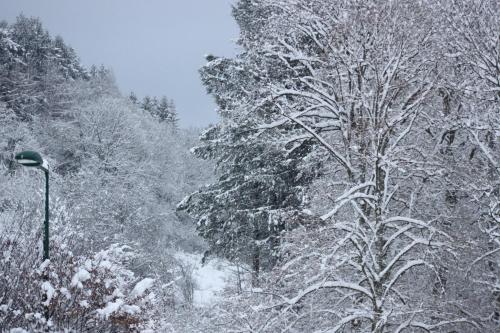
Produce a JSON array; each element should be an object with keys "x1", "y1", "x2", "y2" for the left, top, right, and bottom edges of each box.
[
  {"x1": 0, "y1": 15, "x2": 86, "y2": 119},
  {"x1": 157, "y1": 96, "x2": 178, "y2": 126},
  {"x1": 179, "y1": 54, "x2": 320, "y2": 284},
  {"x1": 185, "y1": 1, "x2": 498, "y2": 331},
  {"x1": 141, "y1": 95, "x2": 154, "y2": 114},
  {"x1": 128, "y1": 91, "x2": 138, "y2": 104}
]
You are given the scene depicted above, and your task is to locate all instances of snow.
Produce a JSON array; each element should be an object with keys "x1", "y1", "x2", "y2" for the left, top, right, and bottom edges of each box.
[
  {"x1": 194, "y1": 260, "x2": 228, "y2": 305},
  {"x1": 97, "y1": 299, "x2": 124, "y2": 318},
  {"x1": 321, "y1": 182, "x2": 376, "y2": 220},
  {"x1": 131, "y1": 278, "x2": 155, "y2": 299},
  {"x1": 60, "y1": 287, "x2": 73, "y2": 299},
  {"x1": 122, "y1": 304, "x2": 141, "y2": 314},
  {"x1": 84, "y1": 259, "x2": 92, "y2": 271},
  {"x1": 174, "y1": 252, "x2": 232, "y2": 306},
  {"x1": 71, "y1": 268, "x2": 91, "y2": 288},
  {"x1": 99, "y1": 259, "x2": 112, "y2": 269},
  {"x1": 41, "y1": 281, "x2": 55, "y2": 306},
  {"x1": 176, "y1": 195, "x2": 191, "y2": 210},
  {"x1": 38, "y1": 259, "x2": 50, "y2": 273},
  {"x1": 10, "y1": 329, "x2": 29, "y2": 333}
]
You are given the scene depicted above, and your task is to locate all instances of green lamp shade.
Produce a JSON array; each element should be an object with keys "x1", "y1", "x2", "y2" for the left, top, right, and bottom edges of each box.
[{"x1": 15, "y1": 151, "x2": 44, "y2": 167}]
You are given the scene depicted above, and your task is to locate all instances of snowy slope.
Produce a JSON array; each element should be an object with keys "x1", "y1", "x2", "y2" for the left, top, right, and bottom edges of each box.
[{"x1": 174, "y1": 252, "x2": 233, "y2": 306}]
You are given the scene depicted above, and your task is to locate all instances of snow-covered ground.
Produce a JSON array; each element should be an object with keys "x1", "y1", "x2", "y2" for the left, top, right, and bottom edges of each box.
[{"x1": 174, "y1": 252, "x2": 233, "y2": 306}]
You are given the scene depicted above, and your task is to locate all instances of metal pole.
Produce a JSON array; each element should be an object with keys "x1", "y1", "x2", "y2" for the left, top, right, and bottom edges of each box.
[
  {"x1": 43, "y1": 170, "x2": 49, "y2": 260},
  {"x1": 43, "y1": 169, "x2": 50, "y2": 326}
]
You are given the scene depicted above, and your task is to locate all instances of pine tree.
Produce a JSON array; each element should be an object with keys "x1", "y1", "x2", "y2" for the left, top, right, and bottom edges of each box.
[
  {"x1": 156, "y1": 96, "x2": 178, "y2": 126},
  {"x1": 0, "y1": 16, "x2": 86, "y2": 119},
  {"x1": 141, "y1": 95, "x2": 154, "y2": 114},
  {"x1": 129, "y1": 91, "x2": 138, "y2": 104},
  {"x1": 186, "y1": 1, "x2": 494, "y2": 331},
  {"x1": 179, "y1": 53, "x2": 320, "y2": 285}
]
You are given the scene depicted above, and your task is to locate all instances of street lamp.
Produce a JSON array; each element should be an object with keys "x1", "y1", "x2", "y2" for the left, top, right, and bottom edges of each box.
[{"x1": 15, "y1": 151, "x2": 50, "y2": 260}]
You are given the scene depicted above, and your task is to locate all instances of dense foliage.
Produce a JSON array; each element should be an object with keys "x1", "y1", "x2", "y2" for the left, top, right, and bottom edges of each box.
[
  {"x1": 2, "y1": 1, "x2": 499, "y2": 331},
  {"x1": 182, "y1": 0, "x2": 499, "y2": 332},
  {"x1": 0, "y1": 16, "x2": 210, "y2": 332}
]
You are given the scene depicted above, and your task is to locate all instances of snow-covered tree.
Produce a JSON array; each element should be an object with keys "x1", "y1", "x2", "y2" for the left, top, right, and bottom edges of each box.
[
  {"x1": 179, "y1": 52, "x2": 324, "y2": 286},
  {"x1": 188, "y1": 0, "x2": 498, "y2": 331},
  {"x1": 0, "y1": 14, "x2": 212, "y2": 332},
  {"x1": 433, "y1": 0, "x2": 500, "y2": 328}
]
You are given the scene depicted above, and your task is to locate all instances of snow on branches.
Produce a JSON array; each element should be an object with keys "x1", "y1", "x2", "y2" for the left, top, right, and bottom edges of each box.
[{"x1": 187, "y1": 0, "x2": 499, "y2": 332}]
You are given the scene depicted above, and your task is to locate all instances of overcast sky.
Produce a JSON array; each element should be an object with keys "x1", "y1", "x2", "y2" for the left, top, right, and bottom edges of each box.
[{"x1": 0, "y1": 0, "x2": 239, "y2": 127}]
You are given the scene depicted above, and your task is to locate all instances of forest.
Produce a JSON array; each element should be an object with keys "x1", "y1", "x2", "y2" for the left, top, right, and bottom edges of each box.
[{"x1": 1, "y1": 0, "x2": 499, "y2": 332}]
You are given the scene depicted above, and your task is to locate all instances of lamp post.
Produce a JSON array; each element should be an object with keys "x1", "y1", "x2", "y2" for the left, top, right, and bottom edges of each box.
[{"x1": 15, "y1": 151, "x2": 50, "y2": 260}]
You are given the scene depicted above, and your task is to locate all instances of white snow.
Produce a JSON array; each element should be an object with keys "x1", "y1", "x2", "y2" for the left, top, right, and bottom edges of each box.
[
  {"x1": 38, "y1": 259, "x2": 50, "y2": 273},
  {"x1": 99, "y1": 259, "x2": 112, "y2": 269},
  {"x1": 60, "y1": 287, "x2": 72, "y2": 300},
  {"x1": 175, "y1": 252, "x2": 232, "y2": 306},
  {"x1": 97, "y1": 299, "x2": 124, "y2": 318},
  {"x1": 41, "y1": 281, "x2": 55, "y2": 306},
  {"x1": 10, "y1": 328, "x2": 30, "y2": 333},
  {"x1": 71, "y1": 268, "x2": 91, "y2": 288},
  {"x1": 194, "y1": 261, "x2": 229, "y2": 305},
  {"x1": 84, "y1": 259, "x2": 92, "y2": 271},
  {"x1": 122, "y1": 304, "x2": 141, "y2": 314},
  {"x1": 131, "y1": 278, "x2": 155, "y2": 299}
]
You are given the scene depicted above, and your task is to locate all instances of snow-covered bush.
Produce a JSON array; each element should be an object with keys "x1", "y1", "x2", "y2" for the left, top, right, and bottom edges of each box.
[{"x1": 0, "y1": 208, "x2": 156, "y2": 332}]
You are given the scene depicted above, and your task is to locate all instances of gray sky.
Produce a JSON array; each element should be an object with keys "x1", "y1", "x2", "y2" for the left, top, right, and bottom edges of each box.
[{"x1": 0, "y1": 0, "x2": 239, "y2": 127}]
